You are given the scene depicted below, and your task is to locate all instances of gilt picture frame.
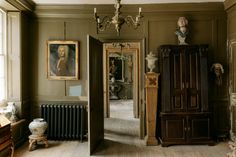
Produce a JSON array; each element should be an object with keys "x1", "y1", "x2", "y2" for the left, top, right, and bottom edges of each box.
[{"x1": 47, "y1": 40, "x2": 79, "y2": 80}]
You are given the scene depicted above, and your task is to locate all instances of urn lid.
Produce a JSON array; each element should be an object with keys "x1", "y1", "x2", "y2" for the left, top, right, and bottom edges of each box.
[
  {"x1": 33, "y1": 118, "x2": 45, "y2": 122},
  {"x1": 146, "y1": 51, "x2": 157, "y2": 60}
]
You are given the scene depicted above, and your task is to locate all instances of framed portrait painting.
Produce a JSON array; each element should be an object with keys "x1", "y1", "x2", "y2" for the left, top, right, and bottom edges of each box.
[{"x1": 47, "y1": 40, "x2": 79, "y2": 80}]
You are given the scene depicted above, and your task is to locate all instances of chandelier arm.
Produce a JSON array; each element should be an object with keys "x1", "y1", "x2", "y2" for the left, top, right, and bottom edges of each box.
[
  {"x1": 96, "y1": 16, "x2": 112, "y2": 32},
  {"x1": 125, "y1": 16, "x2": 140, "y2": 29}
]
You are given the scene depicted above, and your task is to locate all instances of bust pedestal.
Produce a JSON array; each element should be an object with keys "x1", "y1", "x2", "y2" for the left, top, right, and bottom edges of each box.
[{"x1": 145, "y1": 72, "x2": 160, "y2": 146}]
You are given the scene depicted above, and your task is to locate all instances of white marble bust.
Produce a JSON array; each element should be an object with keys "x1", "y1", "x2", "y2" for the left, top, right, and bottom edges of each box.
[{"x1": 175, "y1": 17, "x2": 189, "y2": 45}]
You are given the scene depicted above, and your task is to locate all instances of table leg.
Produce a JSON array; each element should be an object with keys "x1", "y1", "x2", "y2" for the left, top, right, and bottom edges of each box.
[
  {"x1": 44, "y1": 139, "x2": 49, "y2": 148},
  {"x1": 10, "y1": 146, "x2": 14, "y2": 157},
  {"x1": 29, "y1": 139, "x2": 36, "y2": 151}
]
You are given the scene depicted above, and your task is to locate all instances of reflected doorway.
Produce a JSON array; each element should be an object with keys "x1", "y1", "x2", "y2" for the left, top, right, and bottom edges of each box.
[{"x1": 103, "y1": 42, "x2": 141, "y2": 139}]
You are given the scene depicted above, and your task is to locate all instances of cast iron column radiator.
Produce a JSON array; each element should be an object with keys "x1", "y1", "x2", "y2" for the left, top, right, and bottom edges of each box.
[{"x1": 40, "y1": 102, "x2": 87, "y2": 141}]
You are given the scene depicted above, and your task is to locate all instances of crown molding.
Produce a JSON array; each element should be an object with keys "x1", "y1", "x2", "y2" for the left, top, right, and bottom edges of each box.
[
  {"x1": 32, "y1": 0, "x2": 225, "y2": 5},
  {"x1": 224, "y1": 0, "x2": 236, "y2": 10},
  {"x1": 6, "y1": 0, "x2": 35, "y2": 12},
  {"x1": 34, "y1": 2, "x2": 224, "y2": 18},
  {"x1": 0, "y1": 0, "x2": 17, "y2": 11}
]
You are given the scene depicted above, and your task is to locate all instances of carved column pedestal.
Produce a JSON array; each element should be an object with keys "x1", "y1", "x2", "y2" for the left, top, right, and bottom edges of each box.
[{"x1": 145, "y1": 72, "x2": 159, "y2": 146}]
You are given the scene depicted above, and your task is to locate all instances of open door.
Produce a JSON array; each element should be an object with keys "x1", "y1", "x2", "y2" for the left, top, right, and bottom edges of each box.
[{"x1": 87, "y1": 35, "x2": 104, "y2": 155}]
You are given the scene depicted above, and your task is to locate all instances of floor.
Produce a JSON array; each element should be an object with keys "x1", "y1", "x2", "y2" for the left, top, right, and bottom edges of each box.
[
  {"x1": 105, "y1": 99, "x2": 139, "y2": 139},
  {"x1": 15, "y1": 100, "x2": 231, "y2": 157}
]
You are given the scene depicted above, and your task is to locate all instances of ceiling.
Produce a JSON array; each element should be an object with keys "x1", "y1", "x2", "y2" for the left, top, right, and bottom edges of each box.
[{"x1": 32, "y1": 0, "x2": 224, "y2": 5}]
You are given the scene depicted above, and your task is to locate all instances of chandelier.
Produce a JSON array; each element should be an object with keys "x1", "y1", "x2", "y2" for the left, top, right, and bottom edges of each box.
[{"x1": 94, "y1": 0, "x2": 143, "y2": 36}]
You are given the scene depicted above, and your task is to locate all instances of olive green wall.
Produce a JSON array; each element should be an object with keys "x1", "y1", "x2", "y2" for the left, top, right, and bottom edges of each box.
[
  {"x1": 30, "y1": 2, "x2": 228, "y2": 138},
  {"x1": 225, "y1": 0, "x2": 236, "y2": 140},
  {"x1": 225, "y1": 0, "x2": 236, "y2": 91}
]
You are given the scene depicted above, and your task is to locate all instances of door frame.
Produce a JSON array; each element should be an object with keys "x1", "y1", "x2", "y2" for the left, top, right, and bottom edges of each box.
[{"x1": 103, "y1": 42, "x2": 142, "y2": 136}]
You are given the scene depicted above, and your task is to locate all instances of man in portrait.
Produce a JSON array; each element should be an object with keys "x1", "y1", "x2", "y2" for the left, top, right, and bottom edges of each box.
[{"x1": 56, "y1": 45, "x2": 69, "y2": 76}]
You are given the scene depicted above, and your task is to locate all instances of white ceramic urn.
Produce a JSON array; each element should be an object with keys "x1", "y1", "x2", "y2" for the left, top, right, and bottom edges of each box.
[
  {"x1": 146, "y1": 51, "x2": 158, "y2": 72},
  {"x1": 7, "y1": 102, "x2": 18, "y2": 123},
  {"x1": 29, "y1": 118, "x2": 48, "y2": 137}
]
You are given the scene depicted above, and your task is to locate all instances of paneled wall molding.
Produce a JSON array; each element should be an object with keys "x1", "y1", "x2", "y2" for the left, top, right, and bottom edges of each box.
[
  {"x1": 230, "y1": 92, "x2": 236, "y2": 142},
  {"x1": 228, "y1": 39, "x2": 236, "y2": 92},
  {"x1": 227, "y1": 7, "x2": 236, "y2": 18},
  {"x1": 34, "y1": 3, "x2": 224, "y2": 18},
  {"x1": 6, "y1": 0, "x2": 35, "y2": 12},
  {"x1": 228, "y1": 33, "x2": 236, "y2": 40},
  {"x1": 224, "y1": 0, "x2": 236, "y2": 10},
  {"x1": 31, "y1": 96, "x2": 88, "y2": 102}
]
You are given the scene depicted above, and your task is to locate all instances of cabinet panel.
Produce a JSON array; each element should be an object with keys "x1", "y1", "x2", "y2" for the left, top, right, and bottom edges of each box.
[
  {"x1": 161, "y1": 48, "x2": 171, "y2": 112},
  {"x1": 161, "y1": 45, "x2": 206, "y2": 113},
  {"x1": 170, "y1": 51, "x2": 185, "y2": 112},
  {"x1": 186, "y1": 49, "x2": 201, "y2": 111},
  {"x1": 188, "y1": 115, "x2": 211, "y2": 142},
  {"x1": 160, "y1": 115, "x2": 186, "y2": 145},
  {"x1": 160, "y1": 114, "x2": 213, "y2": 146},
  {"x1": 200, "y1": 48, "x2": 209, "y2": 111}
]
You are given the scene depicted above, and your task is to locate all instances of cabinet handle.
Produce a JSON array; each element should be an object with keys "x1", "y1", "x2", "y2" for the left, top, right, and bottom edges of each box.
[
  {"x1": 188, "y1": 127, "x2": 191, "y2": 131},
  {"x1": 182, "y1": 83, "x2": 185, "y2": 89},
  {"x1": 184, "y1": 127, "x2": 187, "y2": 131}
]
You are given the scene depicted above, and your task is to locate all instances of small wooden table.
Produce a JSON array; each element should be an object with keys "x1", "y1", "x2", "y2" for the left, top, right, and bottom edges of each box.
[{"x1": 28, "y1": 135, "x2": 48, "y2": 151}]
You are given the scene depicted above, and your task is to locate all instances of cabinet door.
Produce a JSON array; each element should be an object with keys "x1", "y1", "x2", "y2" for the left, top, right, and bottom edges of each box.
[
  {"x1": 170, "y1": 48, "x2": 186, "y2": 112},
  {"x1": 160, "y1": 115, "x2": 186, "y2": 145},
  {"x1": 185, "y1": 47, "x2": 201, "y2": 112},
  {"x1": 187, "y1": 114, "x2": 211, "y2": 143}
]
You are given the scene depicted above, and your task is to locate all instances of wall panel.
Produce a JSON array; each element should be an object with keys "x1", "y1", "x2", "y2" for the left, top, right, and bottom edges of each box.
[
  {"x1": 32, "y1": 20, "x2": 65, "y2": 98},
  {"x1": 65, "y1": 20, "x2": 90, "y2": 96}
]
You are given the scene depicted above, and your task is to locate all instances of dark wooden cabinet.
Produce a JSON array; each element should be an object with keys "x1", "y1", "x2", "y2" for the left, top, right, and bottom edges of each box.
[{"x1": 159, "y1": 45, "x2": 213, "y2": 146}]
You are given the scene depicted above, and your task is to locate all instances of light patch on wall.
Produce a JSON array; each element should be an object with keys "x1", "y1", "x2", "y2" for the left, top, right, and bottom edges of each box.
[{"x1": 69, "y1": 85, "x2": 82, "y2": 96}]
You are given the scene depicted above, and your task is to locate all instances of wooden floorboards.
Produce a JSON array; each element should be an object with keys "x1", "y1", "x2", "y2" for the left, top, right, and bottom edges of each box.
[{"x1": 14, "y1": 140, "x2": 231, "y2": 157}]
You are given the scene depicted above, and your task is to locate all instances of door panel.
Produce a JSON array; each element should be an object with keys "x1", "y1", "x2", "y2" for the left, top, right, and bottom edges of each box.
[
  {"x1": 170, "y1": 50, "x2": 185, "y2": 112},
  {"x1": 186, "y1": 49, "x2": 201, "y2": 111},
  {"x1": 87, "y1": 35, "x2": 104, "y2": 155}
]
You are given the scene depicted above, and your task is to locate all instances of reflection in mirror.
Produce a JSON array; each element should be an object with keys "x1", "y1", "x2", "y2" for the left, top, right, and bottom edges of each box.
[
  {"x1": 108, "y1": 53, "x2": 133, "y2": 100},
  {"x1": 104, "y1": 41, "x2": 142, "y2": 141}
]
